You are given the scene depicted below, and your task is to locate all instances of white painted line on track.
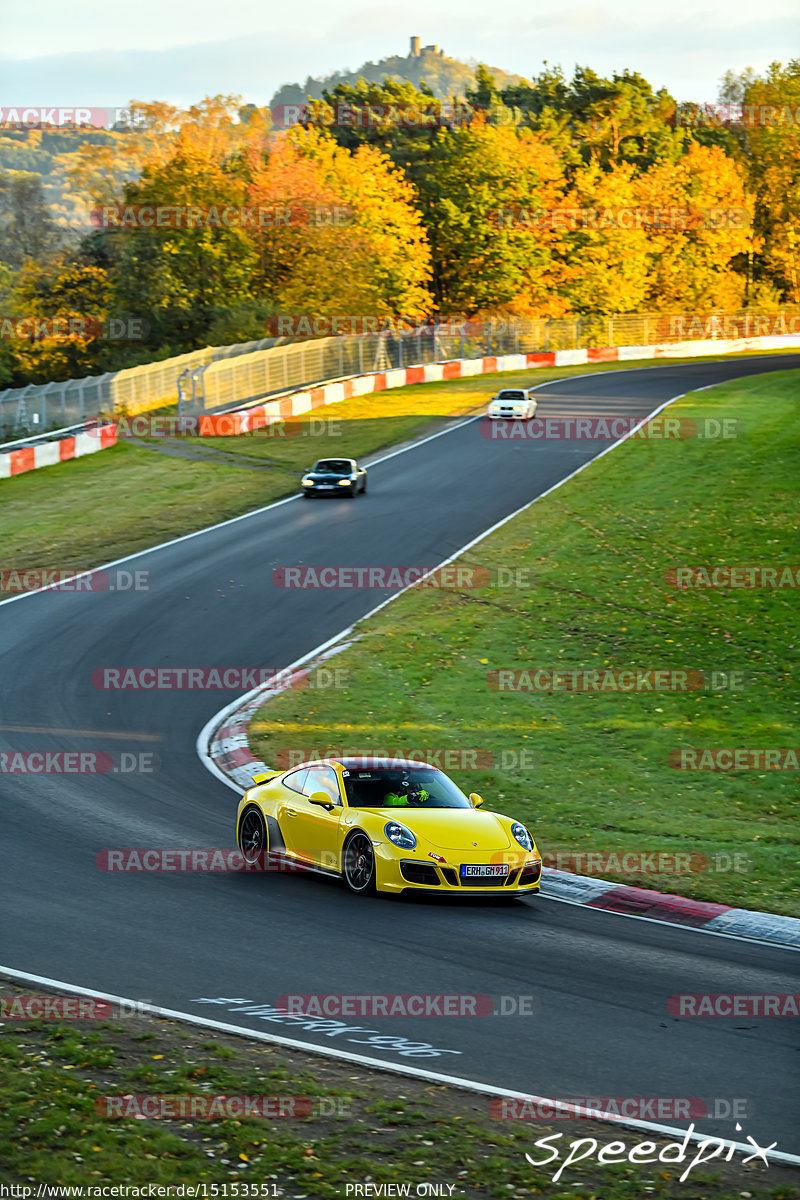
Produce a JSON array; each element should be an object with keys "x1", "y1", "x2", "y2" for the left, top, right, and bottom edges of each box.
[
  {"x1": 1, "y1": 964, "x2": 798, "y2": 1165},
  {"x1": 198, "y1": 379, "x2": 699, "y2": 785},
  {"x1": 539, "y1": 894, "x2": 800, "y2": 952},
  {"x1": 2, "y1": 354, "x2": 777, "y2": 609}
]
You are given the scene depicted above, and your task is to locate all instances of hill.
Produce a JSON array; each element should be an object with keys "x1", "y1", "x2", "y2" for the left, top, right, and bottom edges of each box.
[{"x1": 270, "y1": 37, "x2": 526, "y2": 106}]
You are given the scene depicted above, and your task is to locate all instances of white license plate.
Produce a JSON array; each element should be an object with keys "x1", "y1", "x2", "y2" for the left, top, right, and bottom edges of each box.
[
  {"x1": 317, "y1": 484, "x2": 335, "y2": 489},
  {"x1": 461, "y1": 863, "x2": 509, "y2": 877}
]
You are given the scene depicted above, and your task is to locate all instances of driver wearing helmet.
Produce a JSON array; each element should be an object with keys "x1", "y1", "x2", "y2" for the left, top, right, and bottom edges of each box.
[{"x1": 383, "y1": 779, "x2": 429, "y2": 807}]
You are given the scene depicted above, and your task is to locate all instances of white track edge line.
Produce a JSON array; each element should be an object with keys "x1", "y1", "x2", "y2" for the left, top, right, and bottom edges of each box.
[
  {"x1": 196, "y1": 377, "x2": 800, "y2": 951},
  {"x1": 539, "y1": 894, "x2": 800, "y2": 951},
  {"x1": 198, "y1": 380, "x2": 696, "y2": 775},
  {"x1": 2, "y1": 353, "x2": 778, "y2": 609},
  {"x1": 1, "y1": 964, "x2": 798, "y2": 1166}
]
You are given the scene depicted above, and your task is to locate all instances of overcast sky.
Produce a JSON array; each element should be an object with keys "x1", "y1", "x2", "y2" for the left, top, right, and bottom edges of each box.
[{"x1": 0, "y1": 0, "x2": 797, "y2": 110}]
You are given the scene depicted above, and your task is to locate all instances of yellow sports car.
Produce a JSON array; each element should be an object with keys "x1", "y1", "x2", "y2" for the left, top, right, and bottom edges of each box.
[{"x1": 236, "y1": 756, "x2": 542, "y2": 897}]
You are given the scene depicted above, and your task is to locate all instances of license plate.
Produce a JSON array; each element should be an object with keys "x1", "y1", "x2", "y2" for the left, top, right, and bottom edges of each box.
[
  {"x1": 460, "y1": 863, "x2": 509, "y2": 878},
  {"x1": 317, "y1": 484, "x2": 335, "y2": 489}
]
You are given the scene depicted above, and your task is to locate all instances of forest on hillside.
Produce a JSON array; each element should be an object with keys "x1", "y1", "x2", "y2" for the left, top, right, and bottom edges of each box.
[{"x1": 0, "y1": 56, "x2": 798, "y2": 388}]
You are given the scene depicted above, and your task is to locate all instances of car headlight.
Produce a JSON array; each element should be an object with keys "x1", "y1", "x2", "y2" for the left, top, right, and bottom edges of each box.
[
  {"x1": 302, "y1": 477, "x2": 315, "y2": 485},
  {"x1": 384, "y1": 821, "x2": 416, "y2": 849},
  {"x1": 337, "y1": 478, "x2": 351, "y2": 486},
  {"x1": 511, "y1": 822, "x2": 533, "y2": 851}
]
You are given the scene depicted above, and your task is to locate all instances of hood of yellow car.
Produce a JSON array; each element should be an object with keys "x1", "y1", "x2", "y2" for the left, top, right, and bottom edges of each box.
[{"x1": 376, "y1": 808, "x2": 512, "y2": 851}]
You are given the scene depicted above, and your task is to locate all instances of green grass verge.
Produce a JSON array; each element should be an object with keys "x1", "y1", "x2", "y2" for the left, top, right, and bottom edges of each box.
[
  {"x1": 249, "y1": 369, "x2": 800, "y2": 916},
  {"x1": 1, "y1": 985, "x2": 797, "y2": 1197},
  {"x1": 3, "y1": 350, "x2": 796, "y2": 578}
]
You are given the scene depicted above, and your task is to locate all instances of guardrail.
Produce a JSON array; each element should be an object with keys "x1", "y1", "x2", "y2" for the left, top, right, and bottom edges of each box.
[
  {"x1": 4, "y1": 331, "x2": 800, "y2": 479},
  {"x1": 3, "y1": 310, "x2": 800, "y2": 439}
]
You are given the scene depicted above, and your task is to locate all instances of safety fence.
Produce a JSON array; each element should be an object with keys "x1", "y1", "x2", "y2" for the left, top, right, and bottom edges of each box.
[{"x1": 3, "y1": 311, "x2": 800, "y2": 438}]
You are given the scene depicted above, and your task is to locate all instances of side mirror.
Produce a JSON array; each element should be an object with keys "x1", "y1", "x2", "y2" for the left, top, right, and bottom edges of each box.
[
  {"x1": 308, "y1": 791, "x2": 335, "y2": 809},
  {"x1": 252, "y1": 773, "x2": 269, "y2": 784},
  {"x1": 469, "y1": 793, "x2": 484, "y2": 809}
]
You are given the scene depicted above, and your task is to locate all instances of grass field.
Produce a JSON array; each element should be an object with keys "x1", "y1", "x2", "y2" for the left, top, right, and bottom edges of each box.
[
  {"x1": 3, "y1": 348, "x2": 797, "y2": 579},
  {"x1": 248, "y1": 369, "x2": 800, "y2": 916},
  {"x1": 1, "y1": 983, "x2": 797, "y2": 1198}
]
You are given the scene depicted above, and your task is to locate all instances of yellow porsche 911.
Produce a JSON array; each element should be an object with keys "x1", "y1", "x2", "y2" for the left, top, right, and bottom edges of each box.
[{"x1": 236, "y1": 756, "x2": 542, "y2": 897}]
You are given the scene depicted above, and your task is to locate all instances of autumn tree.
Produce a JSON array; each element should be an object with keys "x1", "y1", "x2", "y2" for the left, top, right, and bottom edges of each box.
[
  {"x1": 635, "y1": 142, "x2": 753, "y2": 310},
  {"x1": 415, "y1": 117, "x2": 568, "y2": 314},
  {"x1": 246, "y1": 128, "x2": 432, "y2": 318}
]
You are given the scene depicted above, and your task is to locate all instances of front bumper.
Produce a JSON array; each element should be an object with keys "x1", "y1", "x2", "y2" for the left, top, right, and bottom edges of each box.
[
  {"x1": 302, "y1": 482, "x2": 351, "y2": 494},
  {"x1": 375, "y1": 846, "x2": 542, "y2": 895}
]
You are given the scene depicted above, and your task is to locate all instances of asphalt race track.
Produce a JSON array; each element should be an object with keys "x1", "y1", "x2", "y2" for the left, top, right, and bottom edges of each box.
[{"x1": 2, "y1": 355, "x2": 799, "y2": 1155}]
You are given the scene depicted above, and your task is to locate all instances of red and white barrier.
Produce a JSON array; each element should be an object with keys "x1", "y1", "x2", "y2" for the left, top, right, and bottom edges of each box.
[
  {"x1": 4, "y1": 334, "x2": 799, "y2": 473},
  {"x1": 0, "y1": 423, "x2": 117, "y2": 479},
  {"x1": 196, "y1": 334, "x2": 800, "y2": 437}
]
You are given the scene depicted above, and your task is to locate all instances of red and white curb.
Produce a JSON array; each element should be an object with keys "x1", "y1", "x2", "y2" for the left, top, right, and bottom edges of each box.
[
  {"x1": 191, "y1": 356, "x2": 800, "y2": 952},
  {"x1": 181, "y1": 333, "x2": 800, "y2": 438},
  {"x1": 204, "y1": 652, "x2": 800, "y2": 951},
  {"x1": 0, "y1": 422, "x2": 117, "y2": 478},
  {"x1": 206, "y1": 637, "x2": 360, "y2": 790},
  {"x1": 5, "y1": 332, "x2": 800, "y2": 477}
]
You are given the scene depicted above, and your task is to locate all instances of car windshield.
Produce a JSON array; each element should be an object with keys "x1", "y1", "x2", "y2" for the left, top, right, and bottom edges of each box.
[
  {"x1": 498, "y1": 391, "x2": 525, "y2": 400},
  {"x1": 341, "y1": 766, "x2": 472, "y2": 808},
  {"x1": 313, "y1": 459, "x2": 351, "y2": 473}
]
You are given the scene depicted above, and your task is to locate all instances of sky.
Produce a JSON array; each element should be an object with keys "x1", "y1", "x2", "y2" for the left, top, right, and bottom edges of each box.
[{"x1": 0, "y1": 0, "x2": 797, "y2": 110}]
